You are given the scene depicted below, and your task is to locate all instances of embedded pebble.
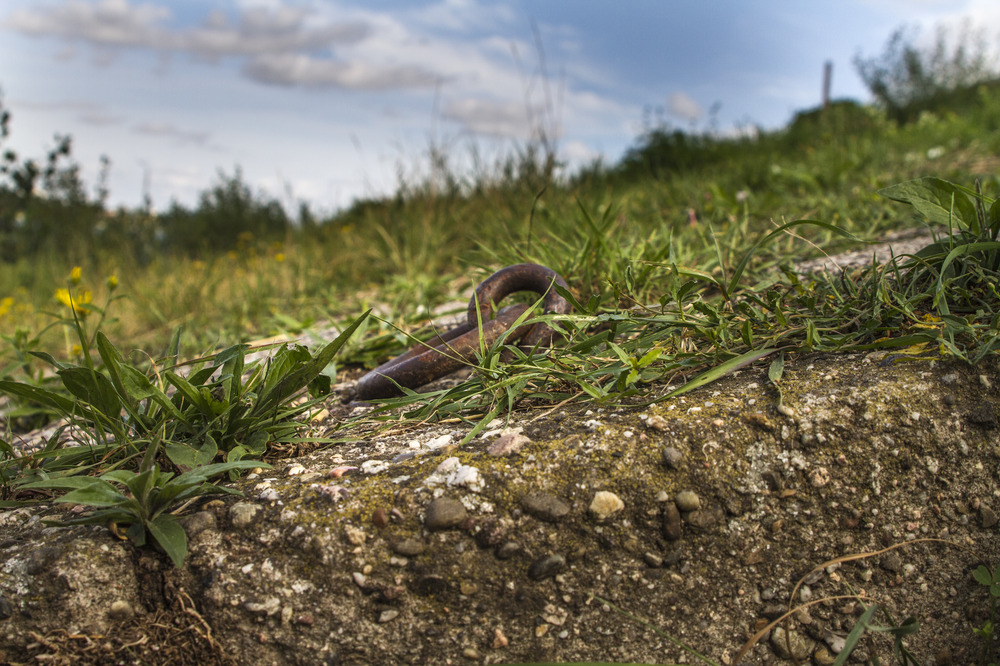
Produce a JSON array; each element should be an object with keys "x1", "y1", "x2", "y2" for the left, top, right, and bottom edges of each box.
[
  {"x1": 675, "y1": 490, "x2": 701, "y2": 512},
  {"x1": 108, "y1": 599, "x2": 134, "y2": 621},
  {"x1": 660, "y1": 447, "x2": 684, "y2": 469},
  {"x1": 393, "y1": 538, "x2": 426, "y2": 556},
  {"x1": 521, "y1": 492, "x2": 570, "y2": 522},
  {"x1": 810, "y1": 467, "x2": 831, "y2": 487},
  {"x1": 489, "y1": 432, "x2": 530, "y2": 456},
  {"x1": 588, "y1": 491, "x2": 625, "y2": 520},
  {"x1": 661, "y1": 503, "x2": 682, "y2": 540},
  {"x1": 770, "y1": 626, "x2": 814, "y2": 660},
  {"x1": 496, "y1": 541, "x2": 520, "y2": 560},
  {"x1": 528, "y1": 554, "x2": 566, "y2": 580},
  {"x1": 645, "y1": 414, "x2": 668, "y2": 431},
  {"x1": 343, "y1": 525, "x2": 366, "y2": 546},
  {"x1": 981, "y1": 504, "x2": 999, "y2": 528},
  {"x1": 361, "y1": 460, "x2": 390, "y2": 475},
  {"x1": 244, "y1": 597, "x2": 281, "y2": 616},
  {"x1": 424, "y1": 497, "x2": 468, "y2": 530},
  {"x1": 229, "y1": 502, "x2": 259, "y2": 528},
  {"x1": 180, "y1": 511, "x2": 216, "y2": 537},
  {"x1": 685, "y1": 506, "x2": 721, "y2": 529},
  {"x1": 378, "y1": 610, "x2": 399, "y2": 623}
]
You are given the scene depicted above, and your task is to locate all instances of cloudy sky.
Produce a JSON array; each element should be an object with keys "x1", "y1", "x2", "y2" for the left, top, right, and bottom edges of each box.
[{"x1": 1, "y1": 0, "x2": 998, "y2": 214}]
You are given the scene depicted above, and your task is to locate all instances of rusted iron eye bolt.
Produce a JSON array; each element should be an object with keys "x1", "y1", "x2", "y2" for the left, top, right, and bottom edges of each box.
[{"x1": 354, "y1": 263, "x2": 572, "y2": 400}]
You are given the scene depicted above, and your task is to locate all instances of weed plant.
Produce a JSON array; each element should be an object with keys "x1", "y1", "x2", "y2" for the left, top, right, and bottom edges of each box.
[{"x1": 1, "y1": 32, "x2": 1000, "y2": 662}]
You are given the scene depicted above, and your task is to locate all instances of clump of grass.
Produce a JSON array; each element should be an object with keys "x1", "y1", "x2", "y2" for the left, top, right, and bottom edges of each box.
[{"x1": 0, "y1": 266, "x2": 369, "y2": 565}]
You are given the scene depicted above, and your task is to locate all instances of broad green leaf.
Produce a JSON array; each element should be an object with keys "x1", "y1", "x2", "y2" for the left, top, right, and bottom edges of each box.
[
  {"x1": 0, "y1": 380, "x2": 91, "y2": 417},
  {"x1": 164, "y1": 434, "x2": 218, "y2": 471},
  {"x1": 57, "y1": 367, "x2": 121, "y2": 419},
  {"x1": 26, "y1": 351, "x2": 70, "y2": 371},
  {"x1": 147, "y1": 514, "x2": 188, "y2": 568},
  {"x1": 254, "y1": 310, "x2": 370, "y2": 414},
  {"x1": 768, "y1": 353, "x2": 784, "y2": 383},
  {"x1": 878, "y1": 177, "x2": 978, "y2": 229},
  {"x1": 974, "y1": 565, "x2": 993, "y2": 586},
  {"x1": 58, "y1": 479, "x2": 130, "y2": 507},
  {"x1": 96, "y1": 332, "x2": 130, "y2": 405}
]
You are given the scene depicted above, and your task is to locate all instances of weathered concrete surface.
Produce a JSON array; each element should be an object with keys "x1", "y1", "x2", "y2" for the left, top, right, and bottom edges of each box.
[{"x1": 2, "y1": 352, "x2": 999, "y2": 664}]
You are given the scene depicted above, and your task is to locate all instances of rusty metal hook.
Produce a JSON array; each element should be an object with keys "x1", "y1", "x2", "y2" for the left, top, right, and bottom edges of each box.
[{"x1": 354, "y1": 263, "x2": 571, "y2": 400}]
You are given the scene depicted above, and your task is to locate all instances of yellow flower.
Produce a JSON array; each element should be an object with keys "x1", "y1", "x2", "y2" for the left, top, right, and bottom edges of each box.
[
  {"x1": 0, "y1": 296, "x2": 13, "y2": 318},
  {"x1": 70, "y1": 266, "x2": 82, "y2": 285},
  {"x1": 275, "y1": 253, "x2": 286, "y2": 263},
  {"x1": 107, "y1": 275, "x2": 119, "y2": 291},
  {"x1": 71, "y1": 344, "x2": 83, "y2": 357},
  {"x1": 55, "y1": 288, "x2": 93, "y2": 317}
]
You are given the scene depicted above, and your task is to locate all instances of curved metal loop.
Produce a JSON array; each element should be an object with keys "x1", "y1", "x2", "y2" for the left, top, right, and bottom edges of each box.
[
  {"x1": 354, "y1": 263, "x2": 571, "y2": 401},
  {"x1": 467, "y1": 263, "x2": 571, "y2": 348}
]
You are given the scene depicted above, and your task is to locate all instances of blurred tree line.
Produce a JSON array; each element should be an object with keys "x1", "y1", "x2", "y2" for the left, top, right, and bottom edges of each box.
[
  {"x1": 609, "y1": 20, "x2": 1000, "y2": 184},
  {"x1": 0, "y1": 20, "x2": 997, "y2": 264}
]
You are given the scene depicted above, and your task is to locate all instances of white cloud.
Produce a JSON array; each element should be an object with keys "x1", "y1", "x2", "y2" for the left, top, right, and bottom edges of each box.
[
  {"x1": 6, "y1": 0, "x2": 170, "y2": 48},
  {"x1": 244, "y1": 53, "x2": 440, "y2": 89},
  {"x1": 132, "y1": 121, "x2": 210, "y2": 146},
  {"x1": 668, "y1": 91, "x2": 702, "y2": 123},
  {"x1": 443, "y1": 98, "x2": 534, "y2": 138}
]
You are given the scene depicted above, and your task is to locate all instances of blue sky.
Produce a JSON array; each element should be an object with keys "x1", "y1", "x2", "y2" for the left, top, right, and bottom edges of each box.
[{"x1": 1, "y1": 0, "x2": 997, "y2": 213}]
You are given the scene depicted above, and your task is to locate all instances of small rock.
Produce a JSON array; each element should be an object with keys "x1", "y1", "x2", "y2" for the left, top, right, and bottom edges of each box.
[
  {"x1": 424, "y1": 497, "x2": 468, "y2": 530},
  {"x1": 770, "y1": 626, "x2": 814, "y2": 660},
  {"x1": 813, "y1": 647, "x2": 836, "y2": 665},
  {"x1": 643, "y1": 552, "x2": 663, "y2": 568},
  {"x1": 228, "y1": 502, "x2": 259, "y2": 528},
  {"x1": 372, "y1": 508, "x2": 389, "y2": 529},
  {"x1": 661, "y1": 502, "x2": 682, "y2": 540},
  {"x1": 521, "y1": 492, "x2": 570, "y2": 522},
  {"x1": 881, "y1": 552, "x2": 903, "y2": 573},
  {"x1": 810, "y1": 467, "x2": 831, "y2": 488},
  {"x1": 981, "y1": 504, "x2": 999, "y2": 529},
  {"x1": 393, "y1": 538, "x2": 426, "y2": 556},
  {"x1": 343, "y1": 525, "x2": 366, "y2": 546},
  {"x1": 414, "y1": 574, "x2": 447, "y2": 596},
  {"x1": 528, "y1": 554, "x2": 566, "y2": 580},
  {"x1": 488, "y1": 432, "x2": 530, "y2": 456},
  {"x1": 675, "y1": 490, "x2": 701, "y2": 512},
  {"x1": 460, "y1": 581, "x2": 478, "y2": 596},
  {"x1": 179, "y1": 510, "x2": 216, "y2": 537},
  {"x1": 589, "y1": 491, "x2": 625, "y2": 520},
  {"x1": 496, "y1": 541, "x2": 520, "y2": 560},
  {"x1": 378, "y1": 609, "x2": 399, "y2": 623},
  {"x1": 361, "y1": 459, "x2": 390, "y2": 475},
  {"x1": 462, "y1": 647, "x2": 480, "y2": 660},
  {"x1": 660, "y1": 447, "x2": 684, "y2": 469},
  {"x1": 492, "y1": 627, "x2": 509, "y2": 649},
  {"x1": 244, "y1": 597, "x2": 281, "y2": 616},
  {"x1": 685, "y1": 506, "x2": 721, "y2": 529},
  {"x1": 646, "y1": 414, "x2": 669, "y2": 431},
  {"x1": 108, "y1": 599, "x2": 134, "y2": 621}
]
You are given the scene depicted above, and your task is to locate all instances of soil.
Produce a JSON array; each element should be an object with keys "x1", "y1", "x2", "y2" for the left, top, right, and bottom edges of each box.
[{"x1": 2, "y1": 350, "x2": 999, "y2": 665}]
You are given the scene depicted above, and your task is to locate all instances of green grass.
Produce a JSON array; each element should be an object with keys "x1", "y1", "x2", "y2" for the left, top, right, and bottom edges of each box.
[{"x1": 1, "y1": 82, "x2": 1000, "y2": 662}]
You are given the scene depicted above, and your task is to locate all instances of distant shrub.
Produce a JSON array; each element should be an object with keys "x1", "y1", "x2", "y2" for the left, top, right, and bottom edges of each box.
[
  {"x1": 157, "y1": 168, "x2": 290, "y2": 256},
  {"x1": 784, "y1": 100, "x2": 883, "y2": 147},
  {"x1": 854, "y1": 20, "x2": 999, "y2": 123}
]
